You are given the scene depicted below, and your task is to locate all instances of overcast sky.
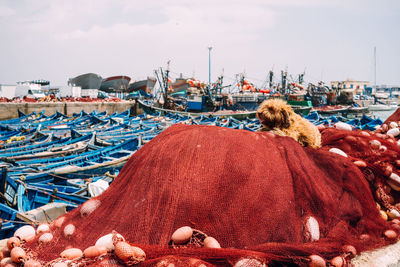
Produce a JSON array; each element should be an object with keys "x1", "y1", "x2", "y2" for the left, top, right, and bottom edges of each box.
[{"x1": 0, "y1": 0, "x2": 399, "y2": 87}]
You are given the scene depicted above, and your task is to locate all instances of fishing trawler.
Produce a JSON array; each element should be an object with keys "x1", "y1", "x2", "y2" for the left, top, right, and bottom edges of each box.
[
  {"x1": 127, "y1": 77, "x2": 157, "y2": 94},
  {"x1": 368, "y1": 102, "x2": 398, "y2": 111},
  {"x1": 99, "y1": 76, "x2": 131, "y2": 93},
  {"x1": 68, "y1": 73, "x2": 103, "y2": 90}
]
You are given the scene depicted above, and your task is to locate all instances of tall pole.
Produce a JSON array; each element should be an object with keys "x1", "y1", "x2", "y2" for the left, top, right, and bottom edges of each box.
[
  {"x1": 208, "y1": 47, "x2": 212, "y2": 88},
  {"x1": 374, "y1": 46, "x2": 376, "y2": 93}
]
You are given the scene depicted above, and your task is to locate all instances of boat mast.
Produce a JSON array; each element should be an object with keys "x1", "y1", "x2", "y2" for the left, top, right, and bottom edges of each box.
[
  {"x1": 165, "y1": 60, "x2": 170, "y2": 94},
  {"x1": 269, "y1": 69, "x2": 274, "y2": 89},
  {"x1": 155, "y1": 60, "x2": 171, "y2": 107}
]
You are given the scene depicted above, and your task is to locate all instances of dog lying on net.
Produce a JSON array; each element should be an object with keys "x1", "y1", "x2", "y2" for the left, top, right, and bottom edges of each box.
[{"x1": 256, "y1": 98, "x2": 321, "y2": 148}]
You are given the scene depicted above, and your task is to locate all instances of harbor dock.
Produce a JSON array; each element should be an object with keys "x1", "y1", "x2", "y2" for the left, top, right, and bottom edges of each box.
[{"x1": 0, "y1": 101, "x2": 142, "y2": 121}]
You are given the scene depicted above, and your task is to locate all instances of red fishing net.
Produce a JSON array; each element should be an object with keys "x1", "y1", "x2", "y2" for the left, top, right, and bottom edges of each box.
[{"x1": 19, "y1": 124, "x2": 399, "y2": 266}]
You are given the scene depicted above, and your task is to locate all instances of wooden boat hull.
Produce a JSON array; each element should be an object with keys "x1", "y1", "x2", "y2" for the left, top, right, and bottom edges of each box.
[{"x1": 138, "y1": 100, "x2": 257, "y2": 120}]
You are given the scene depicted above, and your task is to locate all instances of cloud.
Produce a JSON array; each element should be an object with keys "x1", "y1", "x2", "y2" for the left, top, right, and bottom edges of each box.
[
  {"x1": 0, "y1": 5, "x2": 15, "y2": 17},
  {"x1": 0, "y1": 0, "x2": 399, "y2": 85},
  {"x1": 55, "y1": 1, "x2": 276, "y2": 43}
]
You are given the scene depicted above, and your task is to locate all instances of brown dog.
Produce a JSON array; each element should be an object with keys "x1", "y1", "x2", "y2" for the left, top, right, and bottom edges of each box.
[{"x1": 256, "y1": 98, "x2": 321, "y2": 148}]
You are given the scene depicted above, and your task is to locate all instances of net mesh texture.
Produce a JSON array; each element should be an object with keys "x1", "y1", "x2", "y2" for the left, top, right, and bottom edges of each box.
[{"x1": 21, "y1": 121, "x2": 400, "y2": 266}]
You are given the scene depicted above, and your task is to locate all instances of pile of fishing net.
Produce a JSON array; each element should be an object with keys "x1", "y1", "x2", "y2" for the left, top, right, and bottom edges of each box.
[{"x1": 4, "y1": 122, "x2": 400, "y2": 266}]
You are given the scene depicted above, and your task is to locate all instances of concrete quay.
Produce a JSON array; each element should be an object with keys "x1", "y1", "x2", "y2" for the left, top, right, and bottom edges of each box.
[{"x1": 0, "y1": 101, "x2": 142, "y2": 121}]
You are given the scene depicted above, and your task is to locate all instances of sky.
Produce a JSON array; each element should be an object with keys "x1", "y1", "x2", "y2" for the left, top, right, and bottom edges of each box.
[{"x1": 0, "y1": 0, "x2": 399, "y2": 87}]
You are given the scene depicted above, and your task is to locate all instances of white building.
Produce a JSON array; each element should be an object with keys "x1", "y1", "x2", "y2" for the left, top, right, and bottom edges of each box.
[
  {"x1": 330, "y1": 79, "x2": 370, "y2": 96},
  {"x1": 0, "y1": 84, "x2": 16, "y2": 99},
  {"x1": 81, "y1": 89, "x2": 98, "y2": 98},
  {"x1": 58, "y1": 85, "x2": 82, "y2": 98}
]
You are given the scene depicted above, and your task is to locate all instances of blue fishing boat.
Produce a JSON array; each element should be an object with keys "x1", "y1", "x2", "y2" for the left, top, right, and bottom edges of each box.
[
  {"x1": 138, "y1": 99, "x2": 257, "y2": 120},
  {"x1": 0, "y1": 111, "x2": 44, "y2": 126},
  {"x1": 16, "y1": 182, "x2": 88, "y2": 214},
  {"x1": 0, "y1": 131, "x2": 52, "y2": 150},
  {"x1": 9, "y1": 137, "x2": 141, "y2": 182},
  {"x1": 0, "y1": 202, "x2": 20, "y2": 239},
  {"x1": 0, "y1": 132, "x2": 95, "y2": 161}
]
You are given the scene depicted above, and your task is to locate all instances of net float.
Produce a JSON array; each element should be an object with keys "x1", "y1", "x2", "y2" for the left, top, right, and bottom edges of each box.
[
  {"x1": 384, "y1": 229, "x2": 397, "y2": 240},
  {"x1": 83, "y1": 245, "x2": 108, "y2": 258},
  {"x1": 63, "y1": 224, "x2": 75, "y2": 238},
  {"x1": 359, "y1": 234, "x2": 370, "y2": 241},
  {"x1": 14, "y1": 225, "x2": 35, "y2": 242},
  {"x1": 203, "y1": 236, "x2": 221, "y2": 248},
  {"x1": 388, "y1": 173, "x2": 400, "y2": 191},
  {"x1": 387, "y1": 137, "x2": 395, "y2": 143},
  {"x1": 24, "y1": 260, "x2": 42, "y2": 267},
  {"x1": 388, "y1": 180, "x2": 400, "y2": 191},
  {"x1": 369, "y1": 140, "x2": 381, "y2": 150},
  {"x1": 0, "y1": 257, "x2": 15, "y2": 266},
  {"x1": 95, "y1": 233, "x2": 125, "y2": 251},
  {"x1": 115, "y1": 243, "x2": 146, "y2": 263},
  {"x1": 6, "y1": 237, "x2": 20, "y2": 250},
  {"x1": 379, "y1": 145, "x2": 387, "y2": 153},
  {"x1": 38, "y1": 233, "x2": 53, "y2": 244},
  {"x1": 114, "y1": 242, "x2": 134, "y2": 261},
  {"x1": 381, "y1": 124, "x2": 389, "y2": 132},
  {"x1": 375, "y1": 133, "x2": 386, "y2": 139},
  {"x1": 342, "y1": 244, "x2": 357, "y2": 256},
  {"x1": 387, "y1": 209, "x2": 400, "y2": 219},
  {"x1": 303, "y1": 216, "x2": 320, "y2": 242},
  {"x1": 36, "y1": 224, "x2": 50, "y2": 234},
  {"x1": 52, "y1": 216, "x2": 65, "y2": 228},
  {"x1": 80, "y1": 199, "x2": 101, "y2": 217},
  {"x1": 60, "y1": 248, "x2": 83, "y2": 260},
  {"x1": 344, "y1": 135, "x2": 357, "y2": 143},
  {"x1": 360, "y1": 131, "x2": 370, "y2": 137},
  {"x1": 353, "y1": 160, "x2": 367, "y2": 168},
  {"x1": 390, "y1": 122, "x2": 398, "y2": 128},
  {"x1": 10, "y1": 247, "x2": 26, "y2": 263},
  {"x1": 329, "y1": 148, "x2": 347, "y2": 157},
  {"x1": 171, "y1": 226, "x2": 193, "y2": 244},
  {"x1": 234, "y1": 258, "x2": 266, "y2": 267},
  {"x1": 264, "y1": 132, "x2": 275, "y2": 138},
  {"x1": 391, "y1": 219, "x2": 400, "y2": 224},
  {"x1": 385, "y1": 165, "x2": 393, "y2": 176},
  {"x1": 335, "y1": 122, "x2": 352, "y2": 131},
  {"x1": 130, "y1": 246, "x2": 146, "y2": 264},
  {"x1": 330, "y1": 256, "x2": 344, "y2": 267},
  {"x1": 380, "y1": 210, "x2": 388, "y2": 221},
  {"x1": 307, "y1": 255, "x2": 325, "y2": 267}
]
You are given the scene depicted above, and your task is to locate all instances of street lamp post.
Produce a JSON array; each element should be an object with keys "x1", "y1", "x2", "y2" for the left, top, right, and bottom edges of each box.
[{"x1": 208, "y1": 47, "x2": 212, "y2": 88}]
